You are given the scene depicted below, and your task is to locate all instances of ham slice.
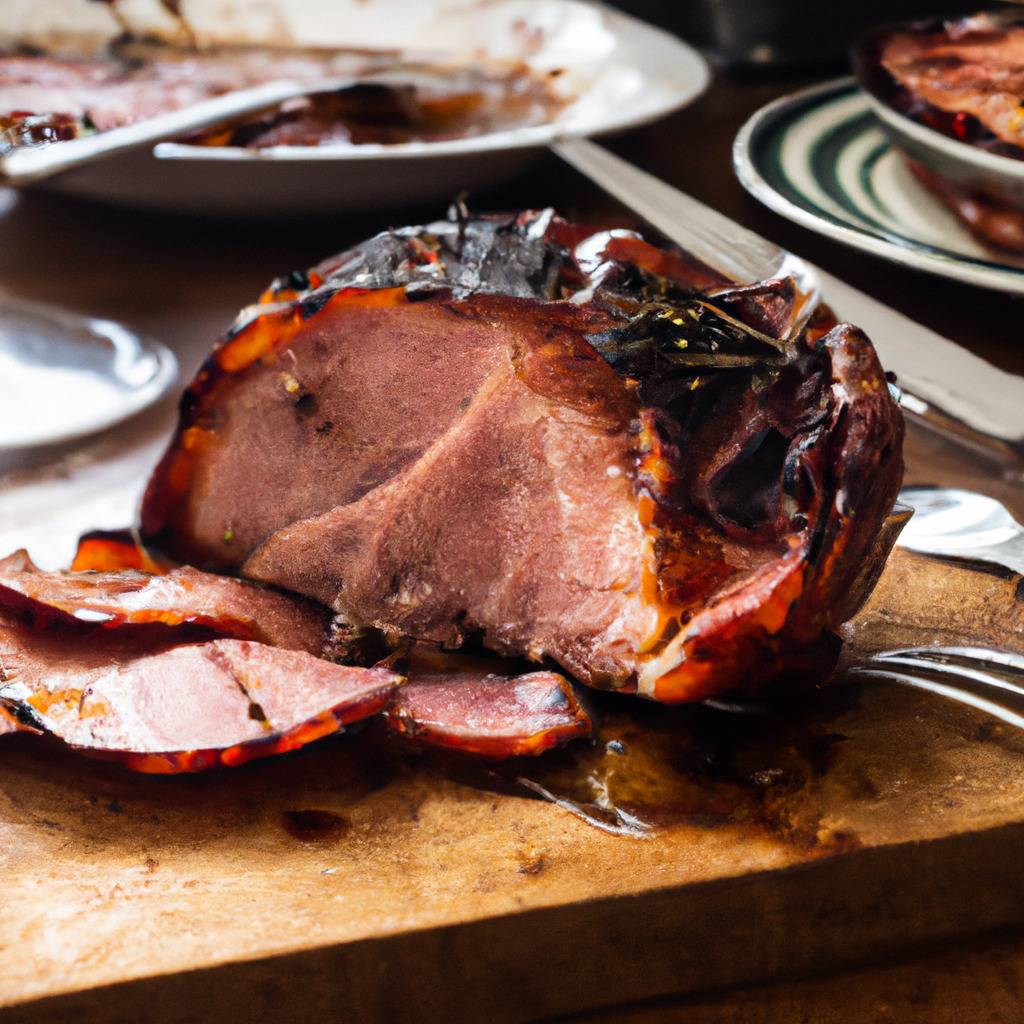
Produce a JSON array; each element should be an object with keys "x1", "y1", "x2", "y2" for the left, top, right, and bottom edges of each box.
[
  {"x1": 0, "y1": 551, "x2": 330, "y2": 655},
  {"x1": 0, "y1": 615, "x2": 400, "y2": 773},
  {"x1": 385, "y1": 648, "x2": 591, "y2": 757}
]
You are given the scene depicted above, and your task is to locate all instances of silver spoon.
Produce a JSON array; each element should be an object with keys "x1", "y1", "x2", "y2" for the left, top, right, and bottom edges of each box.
[{"x1": 897, "y1": 486, "x2": 1024, "y2": 575}]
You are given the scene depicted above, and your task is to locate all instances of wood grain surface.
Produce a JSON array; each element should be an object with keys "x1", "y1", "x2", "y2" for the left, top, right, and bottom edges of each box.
[{"x1": 3, "y1": 67, "x2": 1024, "y2": 1024}]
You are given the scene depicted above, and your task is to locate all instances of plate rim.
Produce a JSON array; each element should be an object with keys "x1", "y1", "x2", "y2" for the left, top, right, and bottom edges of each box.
[
  {"x1": 151, "y1": 4, "x2": 710, "y2": 164},
  {"x1": 733, "y1": 76, "x2": 1024, "y2": 296}
]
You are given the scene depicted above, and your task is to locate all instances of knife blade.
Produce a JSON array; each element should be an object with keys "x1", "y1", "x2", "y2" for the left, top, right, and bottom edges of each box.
[{"x1": 551, "y1": 136, "x2": 1024, "y2": 458}]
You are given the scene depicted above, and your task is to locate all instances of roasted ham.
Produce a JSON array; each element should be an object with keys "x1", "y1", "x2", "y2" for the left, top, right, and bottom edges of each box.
[{"x1": 142, "y1": 209, "x2": 904, "y2": 706}]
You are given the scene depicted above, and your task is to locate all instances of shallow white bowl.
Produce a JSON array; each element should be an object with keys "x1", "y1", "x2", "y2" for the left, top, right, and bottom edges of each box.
[
  {"x1": 20, "y1": 4, "x2": 709, "y2": 215},
  {"x1": 863, "y1": 91, "x2": 1024, "y2": 209}
]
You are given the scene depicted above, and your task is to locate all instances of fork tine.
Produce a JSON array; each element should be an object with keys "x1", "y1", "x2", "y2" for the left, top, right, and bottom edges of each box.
[
  {"x1": 877, "y1": 646, "x2": 1024, "y2": 678},
  {"x1": 867, "y1": 652, "x2": 1024, "y2": 702},
  {"x1": 849, "y1": 666, "x2": 1024, "y2": 731}
]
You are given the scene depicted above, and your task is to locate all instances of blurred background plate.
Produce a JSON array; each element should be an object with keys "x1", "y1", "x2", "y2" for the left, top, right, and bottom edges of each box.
[
  {"x1": 734, "y1": 78, "x2": 1024, "y2": 295},
  {"x1": 16, "y1": 2, "x2": 709, "y2": 215},
  {"x1": 0, "y1": 297, "x2": 177, "y2": 453}
]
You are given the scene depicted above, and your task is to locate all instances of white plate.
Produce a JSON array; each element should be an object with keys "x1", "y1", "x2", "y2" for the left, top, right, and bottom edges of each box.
[
  {"x1": 733, "y1": 78, "x2": 1024, "y2": 296},
  {"x1": 15, "y1": 2, "x2": 709, "y2": 215},
  {"x1": 0, "y1": 298, "x2": 177, "y2": 453}
]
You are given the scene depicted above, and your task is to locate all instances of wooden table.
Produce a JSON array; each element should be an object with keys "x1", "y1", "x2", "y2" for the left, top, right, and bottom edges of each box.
[{"x1": 3, "y1": 67, "x2": 1024, "y2": 1023}]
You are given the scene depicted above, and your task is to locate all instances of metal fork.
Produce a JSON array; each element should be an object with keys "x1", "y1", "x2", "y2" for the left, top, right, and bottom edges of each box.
[{"x1": 849, "y1": 647, "x2": 1024, "y2": 730}]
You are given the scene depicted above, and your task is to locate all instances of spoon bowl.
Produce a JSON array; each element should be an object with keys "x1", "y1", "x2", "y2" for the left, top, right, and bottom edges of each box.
[{"x1": 897, "y1": 486, "x2": 1024, "y2": 574}]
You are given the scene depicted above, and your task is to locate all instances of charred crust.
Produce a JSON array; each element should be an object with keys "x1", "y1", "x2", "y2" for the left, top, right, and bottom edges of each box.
[{"x1": 298, "y1": 291, "x2": 333, "y2": 320}]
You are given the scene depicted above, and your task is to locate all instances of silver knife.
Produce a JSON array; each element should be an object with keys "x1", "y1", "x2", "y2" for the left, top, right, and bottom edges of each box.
[{"x1": 552, "y1": 137, "x2": 1024, "y2": 462}]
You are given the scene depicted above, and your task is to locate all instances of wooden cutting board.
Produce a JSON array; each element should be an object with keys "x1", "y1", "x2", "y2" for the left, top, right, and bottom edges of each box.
[{"x1": 3, "y1": 424, "x2": 1024, "y2": 1024}]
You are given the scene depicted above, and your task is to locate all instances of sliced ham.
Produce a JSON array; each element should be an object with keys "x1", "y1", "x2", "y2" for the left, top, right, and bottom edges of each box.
[
  {"x1": 385, "y1": 648, "x2": 591, "y2": 757},
  {"x1": 0, "y1": 551, "x2": 330, "y2": 655},
  {"x1": 0, "y1": 616, "x2": 400, "y2": 773}
]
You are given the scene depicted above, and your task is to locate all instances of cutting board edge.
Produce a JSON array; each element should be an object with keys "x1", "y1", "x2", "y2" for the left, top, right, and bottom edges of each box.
[{"x1": 8, "y1": 817, "x2": 1024, "y2": 1024}]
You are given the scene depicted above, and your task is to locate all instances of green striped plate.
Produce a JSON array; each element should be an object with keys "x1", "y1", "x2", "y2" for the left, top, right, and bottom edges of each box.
[{"x1": 734, "y1": 78, "x2": 1024, "y2": 295}]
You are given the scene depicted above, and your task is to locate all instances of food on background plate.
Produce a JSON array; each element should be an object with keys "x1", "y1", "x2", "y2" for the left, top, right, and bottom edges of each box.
[
  {"x1": 0, "y1": 43, "x2": 565, "y2": 156},
  {"x1": 184, "y1": 67, "x2": 564, "y2": 149},
  {"x1": 0, "y1": 209, "x2": 904, "y2": 772},
  {"x1": 857, "y1": 10, "x2": 1024, "y2": 253},
  {"x1": 873, "y1": 12, "x2": 1024, "y2": 161}
]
